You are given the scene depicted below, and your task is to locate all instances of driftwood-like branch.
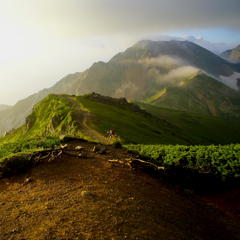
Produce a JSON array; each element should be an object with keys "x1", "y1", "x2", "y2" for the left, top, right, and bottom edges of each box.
[{"x1": 129, "y1": 159, "x2": 165, "y2": 177}]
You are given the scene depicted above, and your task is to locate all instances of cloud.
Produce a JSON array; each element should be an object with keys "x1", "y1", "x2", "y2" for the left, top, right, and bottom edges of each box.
[
  {"x1": 1, "y1": 0, "x2": 240, "y2": 38},
  {"x1": 0, "y1": 0, "x2": 239, "y2": 104},
  {"x1": 65, "y1": 0, "x2": 240, "y2": 36},
  {"x1": 139, "y1": 55, "x2": 186, "y2": 69},
  {"x1": 139, "y1": 55, "x2": 199, "y2": 83},
  {"x1": 160, "y1": 66, "x2": 199, "y2": 82}
]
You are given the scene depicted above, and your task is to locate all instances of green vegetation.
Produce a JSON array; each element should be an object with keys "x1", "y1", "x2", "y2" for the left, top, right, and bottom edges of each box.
[
  {"x1": 125, "y1": 144, "x2": 240, "y2": 181},
  {"x1": 0, "y1": 137, "x2": 60, "y2": 163},
  {"x1": 75, "y1": 95, "x2": 187, "y2": 144},
  {"x1": 144, "y1": 74, "x2": 240, "y2": 117},
  {"x1": 139, "y1": 102, "x2": 240, "y2": 144},
  {"x1": 4, "y1": 93, "x2": 190, "y2": 145},
  {"x1": 0, "y1": 93, "x2": 240, "y2": 186},
  {"x1": 2, "y1": 94, "x2": 89, "y2": 142},
  {"x1": 0, "y1": 137, "x2": 60, "y2": 176},
  {"x1": 144, "y1": 88, "x2": 167, "y2": 104}
]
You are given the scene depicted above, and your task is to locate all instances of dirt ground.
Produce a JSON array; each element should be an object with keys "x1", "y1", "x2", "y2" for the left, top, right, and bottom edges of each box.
[{"x1": 0, "y1": 140, "x2": 240, "y2": 240}]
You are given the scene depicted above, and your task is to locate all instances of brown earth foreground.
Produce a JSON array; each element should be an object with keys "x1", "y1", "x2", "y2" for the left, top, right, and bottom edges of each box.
[{"x1": 0, "y1": 141, "x2": 240, "y2": 240}]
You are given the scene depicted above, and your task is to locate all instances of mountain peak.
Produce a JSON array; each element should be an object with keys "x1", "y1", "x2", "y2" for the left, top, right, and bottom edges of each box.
[{"x1": 221, "y1": 44, "x2": 240, "y2": 62}]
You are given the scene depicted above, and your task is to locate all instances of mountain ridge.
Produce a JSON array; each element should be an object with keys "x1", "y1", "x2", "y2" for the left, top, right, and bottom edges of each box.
[
  {"x1": 221, "y1": 45, "x2": 240, "y2": 63},
  {"x1": 1, "y1": 40, "x2": 240, "y2": 136},
  {"x1": 3, "y1": 93, "x2": 240, "y2": 145}
]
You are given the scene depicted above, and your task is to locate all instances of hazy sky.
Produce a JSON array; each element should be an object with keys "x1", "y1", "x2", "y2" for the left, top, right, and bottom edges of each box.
[{"x1": 0, "y1": 0, "x2": 240, "y2": 105}]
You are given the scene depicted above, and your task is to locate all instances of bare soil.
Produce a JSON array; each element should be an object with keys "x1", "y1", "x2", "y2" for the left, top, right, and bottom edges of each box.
[{"x1": 0, "y1": 141, "x2": 240, "y2": 240}]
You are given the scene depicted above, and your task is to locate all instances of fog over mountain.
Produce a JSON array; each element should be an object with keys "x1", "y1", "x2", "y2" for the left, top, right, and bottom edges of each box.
[{"x1": 0, "y1": 0, "x2": 240, "y2": 105}]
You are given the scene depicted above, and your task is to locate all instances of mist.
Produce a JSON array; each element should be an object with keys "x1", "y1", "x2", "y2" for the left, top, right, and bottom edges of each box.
[
  {"x1": 140, "y1": 55, "x2": 199, "y2": 84},
  {"x1": 139, "y1": 55, "x2": 186, "y2": 69},
  {"x1": 159, "y1": 66, "x2": 200, "y2": 82},
  {"x1": 0, "y1": 0, "x2": 239, "y2": 104}
]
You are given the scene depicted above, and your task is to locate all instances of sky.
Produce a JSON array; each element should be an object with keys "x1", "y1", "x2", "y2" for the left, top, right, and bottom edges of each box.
[{"x1": 0, "y1": 0, "x2": 240, "y2": 105}]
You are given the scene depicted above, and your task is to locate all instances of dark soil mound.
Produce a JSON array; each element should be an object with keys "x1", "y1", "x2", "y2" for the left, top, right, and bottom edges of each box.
[{"x1": 0, "y1": 141, "x2": 239, "y2": 240}]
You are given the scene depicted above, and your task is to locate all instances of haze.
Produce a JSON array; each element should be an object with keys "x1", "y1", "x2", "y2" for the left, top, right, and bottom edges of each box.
[{"x1": 0, "y1": 0, "x2": 240, "y2": 105}]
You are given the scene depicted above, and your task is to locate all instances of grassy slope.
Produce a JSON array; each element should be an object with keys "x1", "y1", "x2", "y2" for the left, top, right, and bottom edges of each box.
[
  {"x1": 75, "y1": 95, "x2": 187, "y2": 144},
  {"x1": 3, "y1": 93, "x2": 240, "y2": 146},
  {"x1": 1, "y1": 89, "x2": 240, "y2": 164},
  {"x1": 146, "y1": 74, "x2": 240, "y2": 117},
  {"x1": 1, "y1": 94, "x2": 189, "y2": 145},
  {"x1": 139, "y1": 102, "x2": 240, "y2": 144}
]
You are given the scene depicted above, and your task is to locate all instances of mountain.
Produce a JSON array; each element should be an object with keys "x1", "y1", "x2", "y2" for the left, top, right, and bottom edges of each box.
[
  {"x1": 184, "y1": 36, "x2": 236, "y2": 54},
  {"x1": 0, "y1": 89, "x2": 51, "y2": 136},
  {"x1": 4, "y1": 93, "x2": 240, "y2": 145},
  {"x1": 4, "y1": 93, "x2": 189, "y2": 145},
  {"x1": 49, "y1": 40, "x2": 240, "y2": 97},
  {"x1": 143, "y1": 73, "x2": 240, "y2": 117},
  {"x1": 221, "y1": 45, "x2": 240, "y2": 63},
  {"x1": 111, "y1": 40, "x2": 240, "y2": 76},
  {"x1": 1, "y1": 40, "x2": 240, "y2": 136},
  {"x1": 138, "y1": 102, "x2": 240, "y2": 145}
]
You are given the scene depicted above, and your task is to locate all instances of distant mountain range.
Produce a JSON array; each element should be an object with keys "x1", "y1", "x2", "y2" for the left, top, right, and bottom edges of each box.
[
  {"x1": 0, "y1": 40, "x2": 240, "y2": 136},
  {"x1": 221, "y1": 45, "x2": 240, "y2": 63}
]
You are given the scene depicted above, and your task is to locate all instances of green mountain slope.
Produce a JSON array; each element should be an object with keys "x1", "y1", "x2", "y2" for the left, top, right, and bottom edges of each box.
[
  {"x1": 138, "y1": 103, "x2": 240, "y2": 145},
  {"x1": 3, "y1": 93, "x2": 240, "y2": 146},
  {"x1": 3, "y1": 94, "x2": 189, "y2": 145},
  {"x1": 144, "y1": 73, "x2": 240, "y2": 117}
]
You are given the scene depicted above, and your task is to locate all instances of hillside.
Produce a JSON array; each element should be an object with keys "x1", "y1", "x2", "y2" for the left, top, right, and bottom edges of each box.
[
  {"x1": 3, "y1": 93, "x2": 240, "y2": 146},
  {"x1": 143, "y1": 73, "x2": 240, "y2": 117},
  {"x1": 111, "y1": 40, "x2": 240, "y2": 76},
  {"x1": 222, "y1": 45, "x2": 240, "y2": 63},
  {"x1": 4, "y1": 93, "x2": 188, "y2": 145},
  {"x1": 1, "y1": 40, "x2": 240, "y2": 136},
  {"x1": 54, "y1": 40, "x2": 240, "y2": 97},
  {"x1": 138, "y1": 103, "x2": 240, "y2": 145},
  {"x1": 1, "y1": 140, "x2": 240, "y2": 240}
]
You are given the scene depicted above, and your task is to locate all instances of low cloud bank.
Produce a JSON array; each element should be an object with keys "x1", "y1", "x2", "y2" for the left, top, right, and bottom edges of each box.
[{"x1": 140, "y1": 55, "x2": 199, "y2": 83}]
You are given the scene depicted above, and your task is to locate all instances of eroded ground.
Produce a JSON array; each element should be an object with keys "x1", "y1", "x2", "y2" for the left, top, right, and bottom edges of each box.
[{"x1": 0, "y1": 141, "x2": 240, "y2": 240}]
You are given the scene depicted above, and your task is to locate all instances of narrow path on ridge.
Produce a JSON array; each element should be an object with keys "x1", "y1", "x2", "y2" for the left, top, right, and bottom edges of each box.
[{"x1": 64, "y1": 95, "x2": 109, "y2": 144}]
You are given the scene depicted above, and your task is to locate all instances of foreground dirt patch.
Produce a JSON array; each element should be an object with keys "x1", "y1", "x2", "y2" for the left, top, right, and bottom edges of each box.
[{"x1": 0, "y1": 141, "x2": 240, "y2": 240}]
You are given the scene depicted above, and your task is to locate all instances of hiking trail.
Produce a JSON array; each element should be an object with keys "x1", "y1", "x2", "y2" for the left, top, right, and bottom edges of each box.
[{"x1": 64, "y1": 96, "x2": 109, "y2": 144}]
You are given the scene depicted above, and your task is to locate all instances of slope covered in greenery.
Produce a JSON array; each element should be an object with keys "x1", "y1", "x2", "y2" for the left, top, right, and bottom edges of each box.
[
  {"x1": 125, "y1": 144, "x2": 240, "y2": 182},
  {"x1": 1, "y1": 93, "x2": 240, "y2": 184},
  {"x1": 2, "y1": 93, "x2": 189, "y2": 145},
  {"x1": 143, "y1": 73, "x2": 240, "y2": 117},
  {"x1": 3, "y1": 92, "x2": 240, "y2": 147},
  {"x1": 139, "y1": 102, "x2": 240, "y2": 145}
]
